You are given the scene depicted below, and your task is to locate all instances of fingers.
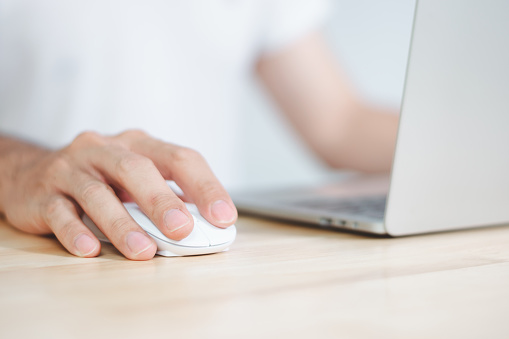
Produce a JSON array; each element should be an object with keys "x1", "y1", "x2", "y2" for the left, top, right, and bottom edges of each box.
[
  {"x1": 13, "y1": 129, "x2": 236, "y2": 261},
  {"x1": 43, "y1": 196, "x2": 101, "y2": 258},
  {"x1": 63, "y1": 174, "x2": 157, "y2": 260},
  {"x1": 123, "y1": 134, "x2": 237, "y2": 228},
  {"x1": 78, "y1": 145, "x2": 194, "y2": 240},
  {"x1": 53, "y1": 129, "x2": 234, "y2": 264}
]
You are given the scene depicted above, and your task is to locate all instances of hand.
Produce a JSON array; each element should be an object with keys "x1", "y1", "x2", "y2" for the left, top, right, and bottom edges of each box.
[{"x1": 1, "y1": 130, "x2": 237, "y2": 260}]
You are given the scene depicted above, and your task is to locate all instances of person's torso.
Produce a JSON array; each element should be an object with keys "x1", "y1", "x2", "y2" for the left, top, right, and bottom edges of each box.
[{"x1": 0, "y1": 0, "x2": 269, "y2": 188}]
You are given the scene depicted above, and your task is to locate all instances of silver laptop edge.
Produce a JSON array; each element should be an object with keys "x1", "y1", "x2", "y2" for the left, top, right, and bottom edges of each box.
[{"x1": 234, "y1": 0, "x2": 509, "y2": 236}]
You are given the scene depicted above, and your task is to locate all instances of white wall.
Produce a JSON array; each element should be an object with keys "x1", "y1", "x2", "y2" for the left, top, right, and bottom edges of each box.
[{"x1": 236, "y1": 0, "x2": 416, "y2": 190}]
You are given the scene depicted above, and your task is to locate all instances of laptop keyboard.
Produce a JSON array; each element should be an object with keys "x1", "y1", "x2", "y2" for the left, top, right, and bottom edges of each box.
[{"x1": 291, "y1": 196, "x2": 387, "y2": 219}]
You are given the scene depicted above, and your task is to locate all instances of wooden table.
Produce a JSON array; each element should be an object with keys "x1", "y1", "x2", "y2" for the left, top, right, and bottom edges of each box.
[{"x1": 1, "y1": 215, "x2": 509, "y2": 339}]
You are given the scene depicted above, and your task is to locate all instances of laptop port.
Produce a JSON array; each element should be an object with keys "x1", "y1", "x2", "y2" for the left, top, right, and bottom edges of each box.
[{"x1": 319, "y1": 217, "x2": 333, "y2": 226}]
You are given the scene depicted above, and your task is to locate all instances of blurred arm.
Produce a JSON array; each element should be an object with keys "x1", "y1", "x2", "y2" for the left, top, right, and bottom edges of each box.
[{"x1": 256, "y1": 32, "x2": 399, "y2": 172}]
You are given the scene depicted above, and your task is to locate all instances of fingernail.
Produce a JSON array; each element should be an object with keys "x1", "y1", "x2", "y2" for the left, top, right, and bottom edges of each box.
[
  {"x1": 126, "y1": 232, "x2": 154, "y2": 255},
  {"x1": 74, "y1": 234, "x2": 98, "y2": 257},
  {"x1": 164, "y1": 209, "x2": 191, "y2": 232},
  {"x1": 211, "y1": 200, "x2": 236, "y2": 223}
]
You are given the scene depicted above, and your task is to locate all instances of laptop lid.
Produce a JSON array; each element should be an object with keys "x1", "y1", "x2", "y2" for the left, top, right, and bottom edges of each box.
[{"x1": 385, "y1": 0, "x2": 509, "y2": 235}]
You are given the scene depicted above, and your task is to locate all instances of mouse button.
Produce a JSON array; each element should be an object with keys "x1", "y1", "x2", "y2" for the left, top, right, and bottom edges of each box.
[
  {"x1": 126, "y1": 203, "x2": 209, "y2": 247},
  {"x1": 185, "y1": 206, "x2": 237, "y2": 245},
  {"x1": 125, "y1": 204, "x2": 161, "y2": 236},
  {"x1": 197, "y1": 222, "x2": 237, "y2": 246},
  {"x1": 174, "y1": 220, "x2": 210, "y2": 247}
]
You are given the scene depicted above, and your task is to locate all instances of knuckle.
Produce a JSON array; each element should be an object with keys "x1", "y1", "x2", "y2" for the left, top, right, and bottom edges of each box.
[
  {"x1": 109, "y1": 216, "x2": 134, "y2": 234},
  {"x1": 71, "y1": 131, "x2": 106, "y2": 149},
  {"x1": 116, "y1": 154, "x2": 154, "y2": 176},
  {"x1": 48, "y1": 153, "x2": 72, "y2": 174},
  {"x1": 118, "y1": 129, "x2": 148, "y2": 140},
  {"x1": 45, "y1": 197, "x2": 69, "y2": 218},
  {"x1": 113, "y1": 130, "x2": 149, "y2": 149},
  {"x1": 171, "y1": 147, "x2": 203, "y2": 163},
  {"x1": 80, "y1": 182, "x2": 112, "y2": 203},
  {"x1": 197, "y1": 181, "x2": 224, "y2": 198},
  {"x1": 147, "y1": 193, "x2": 180, "y2": 211}
]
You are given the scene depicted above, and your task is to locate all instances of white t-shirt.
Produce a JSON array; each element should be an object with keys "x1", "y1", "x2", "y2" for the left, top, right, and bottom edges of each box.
[{"x1": 0, "y1": 0, "x2": 328, "y2": 189}]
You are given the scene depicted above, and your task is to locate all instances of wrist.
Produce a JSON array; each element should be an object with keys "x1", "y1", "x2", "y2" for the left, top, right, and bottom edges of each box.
[{"x1": 0, "y1": 136, "x2": 50, "y2": 213}]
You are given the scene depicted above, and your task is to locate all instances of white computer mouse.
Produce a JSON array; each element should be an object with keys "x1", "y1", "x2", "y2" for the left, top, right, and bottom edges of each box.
[{"x1": 82, "y1": 202, "x2": 236, "y2": 257}]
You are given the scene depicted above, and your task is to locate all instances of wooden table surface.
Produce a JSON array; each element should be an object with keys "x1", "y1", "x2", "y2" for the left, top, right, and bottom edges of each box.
[{"x1": 1, "y1": 215, "x2": 509, "y2": 339}]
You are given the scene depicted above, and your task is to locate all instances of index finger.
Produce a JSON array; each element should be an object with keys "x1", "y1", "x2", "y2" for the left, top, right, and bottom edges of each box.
[
  {"x1": 119, "y1": 132, "x2": 237, "y2": 228},
  {"x1": 78, "y1": 144, "x2": 195, "y2": 241}
]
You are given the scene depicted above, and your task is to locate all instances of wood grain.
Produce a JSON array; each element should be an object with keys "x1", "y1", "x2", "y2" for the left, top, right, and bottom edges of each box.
[{"x1": 1, "y1": 216, "x2": 509, "y2": 339}]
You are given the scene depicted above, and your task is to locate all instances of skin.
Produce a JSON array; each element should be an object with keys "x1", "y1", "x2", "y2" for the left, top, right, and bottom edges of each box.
[
  {"x1": 0, "y1": 32, "x2": 398, "y2": 260},
  {"x1": 0, "y1": 131, "x2": 237, "y2": 260},
  {"x1": 257, "y1": 32, "x2": 399, "y2": 172}
]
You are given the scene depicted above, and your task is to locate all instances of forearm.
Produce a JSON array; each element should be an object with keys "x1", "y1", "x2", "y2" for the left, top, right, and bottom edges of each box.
[
  {"x1": 257, "y1": 32, "x2": 399, "y2": 173},
  {"x1": 314, "y1": 105, "x2": 399, "y2": 172},
  {"x1": 0, "y1": 135, "x2": 50, "y2": 212}
]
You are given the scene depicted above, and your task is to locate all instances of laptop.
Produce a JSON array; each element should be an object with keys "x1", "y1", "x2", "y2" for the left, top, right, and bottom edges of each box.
[{"x1": 233, "y1": 0, "x2": 509, "y2": 236}]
